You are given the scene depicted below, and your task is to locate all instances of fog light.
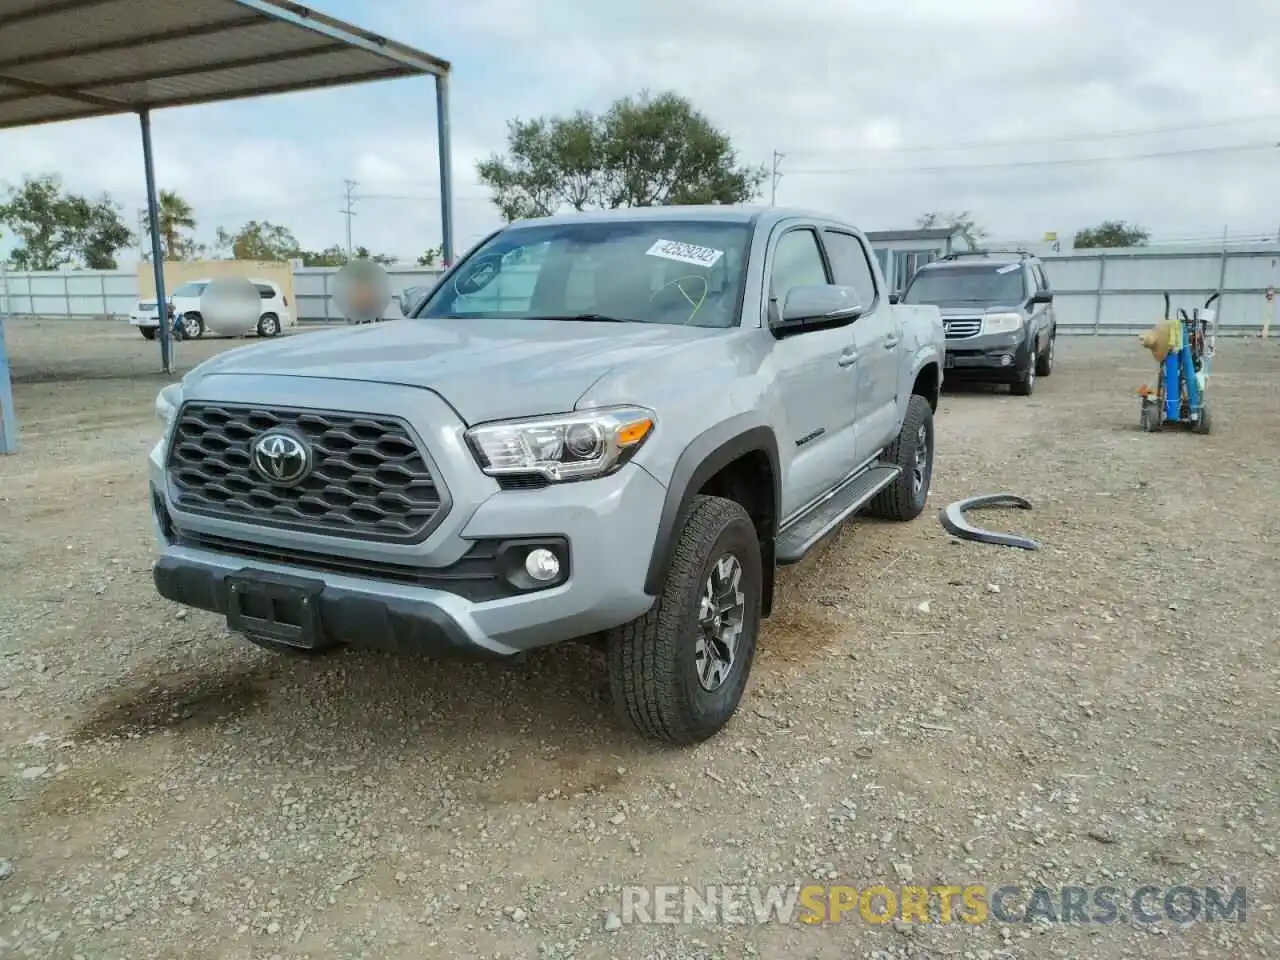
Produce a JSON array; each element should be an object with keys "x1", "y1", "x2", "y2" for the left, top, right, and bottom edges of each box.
[
  {"x1": 999, "y1": 354, "x2": 1013, "y2": 366},
  {"x1": 524, "y1": 548, "x2": 561, "y2": 582}
]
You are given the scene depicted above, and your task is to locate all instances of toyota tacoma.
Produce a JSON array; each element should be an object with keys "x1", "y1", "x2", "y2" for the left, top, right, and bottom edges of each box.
[{"x1": 150, "y1": 206, "x2": 945, "y2": 744}]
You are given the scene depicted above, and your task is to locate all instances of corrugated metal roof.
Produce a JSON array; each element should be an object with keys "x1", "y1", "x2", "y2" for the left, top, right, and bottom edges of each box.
[
  {"x1": 0, "y1": 0, "x2": 449, "y2": 130},
  {"x1": 864, "y1": 228, "x2": 960, "y2": 243}
]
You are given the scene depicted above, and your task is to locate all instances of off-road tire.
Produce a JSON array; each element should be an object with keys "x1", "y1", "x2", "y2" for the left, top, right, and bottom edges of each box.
[
  {"x1": 605, "y1": 495, "x2": 762, "y2": 745},
  {"x1": 867, "y1": 394, "x2": 934, "y2": 521},
  {"x1": 140, "y1": 327, "x2": 157, "y2": 341},
  {"x1": 1035, "y1": 333, "x2": 1055, "y2": 377}
]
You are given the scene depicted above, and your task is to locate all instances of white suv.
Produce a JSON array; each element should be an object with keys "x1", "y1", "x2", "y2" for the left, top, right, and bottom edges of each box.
[{"x1": 130, "y1": 279, "x2": 292, "y2": 340}]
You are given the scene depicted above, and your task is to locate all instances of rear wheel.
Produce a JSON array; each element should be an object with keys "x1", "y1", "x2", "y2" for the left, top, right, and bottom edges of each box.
[
  {"x1": 257, "y1": 313, "x2": 281, "y2": 337},
  {"x1": 606, "y1": 496, "x2": 762, "y2": 745},
  {"x1": 140, "y1": 327, "x2": 157, "y2": 340},
  {"x1": 181, "y1": 312, "x2": 204, "y2": 340},
  {"x1": 1193, "y1": 403, "x2": 1211, "y2": 435}
]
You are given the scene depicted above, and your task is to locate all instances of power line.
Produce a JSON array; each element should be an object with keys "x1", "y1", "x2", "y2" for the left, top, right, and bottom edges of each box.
[
  {"x1": 784, "y1": 113, "x2": 1280, "y2": 157},
  {"x1": 786, "y1": 141, "x2": 1280, "y2": 176}
]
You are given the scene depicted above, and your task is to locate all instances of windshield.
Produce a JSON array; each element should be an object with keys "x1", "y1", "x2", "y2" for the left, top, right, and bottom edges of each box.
[
  {"x1": 172, "y1": 282, "x2": 208, "y2": 298},
  {"x1": 415, "y1": 219, "x2": 752, "y2": 328},
  {"x1": 902, "y1": 265, "x2": 1028, "y2": 305}
]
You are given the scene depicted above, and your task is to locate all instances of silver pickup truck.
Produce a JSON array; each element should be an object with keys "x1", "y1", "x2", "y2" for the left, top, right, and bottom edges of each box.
[{"x1": 150, "y1": 206, "x2": 945, "y2": 744}]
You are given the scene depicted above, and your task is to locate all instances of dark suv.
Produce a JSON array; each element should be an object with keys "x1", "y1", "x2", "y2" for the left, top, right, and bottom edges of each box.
[{"x1": 897, "y1": 250, "x2": 1056, "y2": 396}]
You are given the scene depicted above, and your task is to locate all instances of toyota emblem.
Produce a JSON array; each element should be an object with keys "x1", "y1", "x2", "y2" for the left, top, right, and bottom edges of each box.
[{"x1": 250, "y1": 430, "x2": 311, "y2": 486}]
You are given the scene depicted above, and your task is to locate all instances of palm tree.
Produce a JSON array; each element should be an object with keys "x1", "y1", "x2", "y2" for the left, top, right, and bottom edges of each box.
[{"x1": 153, "y1": 189, "x2": 196, "y2": 260}]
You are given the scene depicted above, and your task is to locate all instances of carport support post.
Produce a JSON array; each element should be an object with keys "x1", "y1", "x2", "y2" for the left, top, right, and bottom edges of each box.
[
  {"x1": 0, "y1": 312, "x2": 17, "y2": 454},
  {"x1": 435, "y1": 73, "x2": 455, "y2": 267},
  {"x1": 139, "y1": 108, "x2": 173, "y2": 374}
]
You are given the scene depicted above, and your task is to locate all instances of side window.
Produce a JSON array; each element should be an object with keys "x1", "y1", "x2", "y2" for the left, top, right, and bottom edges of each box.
[
  {"x1": 1034, "y1": 263, "x2": 1051, "y2": 292},
  {"x1": 769, "y1": 228, "x2": 829, "y2": 308},
  {"x1": 255, "y1": 284, "x2": 274, "y2": 300},
  {"x1": 822, "y1": 230, "x2": 878, "y2": 309}
]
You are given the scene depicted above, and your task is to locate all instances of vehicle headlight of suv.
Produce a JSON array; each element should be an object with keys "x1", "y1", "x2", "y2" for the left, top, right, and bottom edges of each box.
[
  {"x1": 982, "y1": 312, "x2": 1023, "y2": 335},
  {"x1": 155, "y1": 382, "x2": 182, "y2": 429},
  {"x1": 466, "y1": 406, "x2": 656, "y2": 482}
]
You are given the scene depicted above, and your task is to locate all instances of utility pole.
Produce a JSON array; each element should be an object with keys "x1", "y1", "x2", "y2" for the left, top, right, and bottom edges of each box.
[
  {"x1": 769, "y1": 151, "x2": 785, "y2": 206},
  {"x1": 340, "y1": 180, "x2": 358, "y2": 258}
]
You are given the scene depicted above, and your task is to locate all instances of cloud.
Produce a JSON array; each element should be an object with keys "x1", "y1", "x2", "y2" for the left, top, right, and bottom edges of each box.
[{"x1": 3, "y1": 0, "x2": 1279, "y2": 268}]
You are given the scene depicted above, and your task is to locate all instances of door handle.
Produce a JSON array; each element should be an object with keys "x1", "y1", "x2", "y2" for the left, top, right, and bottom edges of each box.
[
  {"x1": 837, "y1": 351, "x2": 859, "y2": 368},
  {"x1": 883, "y1": 335, "x2": 900, "y2": 349}
]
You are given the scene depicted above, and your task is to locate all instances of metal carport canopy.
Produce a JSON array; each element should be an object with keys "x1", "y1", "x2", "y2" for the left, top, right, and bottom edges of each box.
[{"x1": 0, "y1": 0, "x2": 455, "y2": 398}]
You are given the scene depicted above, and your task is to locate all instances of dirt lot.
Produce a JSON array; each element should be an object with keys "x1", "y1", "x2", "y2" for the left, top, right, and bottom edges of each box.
[{"x1": 2, "y1": 318, "x2": 1278, "y2": 960}]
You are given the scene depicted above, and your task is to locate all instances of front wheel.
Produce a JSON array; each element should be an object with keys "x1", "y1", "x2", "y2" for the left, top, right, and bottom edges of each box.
[
  {"x1": 1010, "y1": 355, "x2": 1036, "y2": 396},
  {"x1": 139, "y1": 327, "x2": 157, "y2": 341},
  {"x1": 606, "y1": 496, "x2": 762, "y2": 745},
  {"x1": 867, "y1": 394, "x2": 934, "y2": 521},
  {"x1": 1035, "y1": 333, "x2": 1055, "y2": 377}
]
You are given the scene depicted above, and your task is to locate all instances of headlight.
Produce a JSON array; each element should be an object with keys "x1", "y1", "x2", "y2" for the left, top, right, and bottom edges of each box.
[
  {"x1": 466, "y1": 406, "x2": 656, "y2": 482},
  {"x1": 155, "y1": 382, "x2": 182, "y2": 428},
  {"x1": 983, "y1": 312, "x2": 1023, "y2": 335}
]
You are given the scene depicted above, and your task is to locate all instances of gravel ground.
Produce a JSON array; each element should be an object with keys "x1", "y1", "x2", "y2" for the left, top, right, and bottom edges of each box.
[{"x1": 1, "y1": 318, "x2": 1278, "y2": 960}]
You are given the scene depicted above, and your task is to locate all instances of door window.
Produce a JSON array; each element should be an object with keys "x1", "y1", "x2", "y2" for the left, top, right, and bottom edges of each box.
[
  {"x1": 822, "y1": 230, "x2": 878, "y2": 310},
  {"x1": 769, "y1": 228, "x2": 829, "y2": 312}
]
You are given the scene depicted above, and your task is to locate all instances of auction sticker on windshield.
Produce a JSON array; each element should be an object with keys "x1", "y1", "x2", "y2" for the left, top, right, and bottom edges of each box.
[{"x1": 646, "y1": 239, "x2": 724, "y2": 268}]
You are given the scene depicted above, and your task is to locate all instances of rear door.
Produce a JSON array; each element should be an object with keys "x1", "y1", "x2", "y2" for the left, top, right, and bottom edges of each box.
[
  {"x1": 821, "y1": 228, "x2": 900, "y2": 462},
  {"x1": 764, "y1": 223, "x2": 861, "y2": 518}
]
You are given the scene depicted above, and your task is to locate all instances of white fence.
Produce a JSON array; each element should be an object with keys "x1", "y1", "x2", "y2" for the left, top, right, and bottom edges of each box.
[
  {"x1": 1037, "y1": 243, "x2": 1279, "y2": 335},
  {"x1": 3, "y1": 242, "x2": 1278, "y2": 334}
]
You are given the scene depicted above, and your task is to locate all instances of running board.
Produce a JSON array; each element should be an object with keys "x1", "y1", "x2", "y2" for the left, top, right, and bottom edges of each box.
[{"x1": 775, "y1": 465, "x2": 901, "y2": 565}]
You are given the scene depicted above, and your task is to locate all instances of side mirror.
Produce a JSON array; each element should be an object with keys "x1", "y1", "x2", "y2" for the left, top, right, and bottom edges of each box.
[
  {"x1": 775, "y1": 284, "x2": 864, "y2": 334},
  {"x1": 889, "y1": 292, "x2": 901, "y2": 305},
  {"x1": 1030, "y1": 291, "x2": 1053, "y2": 305}
]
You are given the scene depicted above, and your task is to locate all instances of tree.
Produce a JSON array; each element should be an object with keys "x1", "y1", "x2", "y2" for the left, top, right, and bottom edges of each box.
[
  {"x1": 477, "y1": 91, "x2": 767, "y2": 221},
  {"x1": 0, "y1": 173, "x2": 133, "y2": 270},
  {"x1": 916, "y1": 211, "x2": 987, "y2": 248},
  {"x1": 216, "y1": 220, "x2": 300, "y2": 261},
  {"x1": 354, "y1": 245, "x2": 397, "y2": 265},
  {"x1": 297, "y1": 245, "x2": 349, "y2": 267},
  {"x1": 64, "y1": 194, "x2": 133, "y2": 269},
  {"x1": 1073, "y1": 220, "x2": 1149, "y2": 249},
  {"x1": 416, "y1": 244, "x2": 443, "y2": 267},
  {"x1": 143, "y1": 189, "x2": 198, "y2": 260}
]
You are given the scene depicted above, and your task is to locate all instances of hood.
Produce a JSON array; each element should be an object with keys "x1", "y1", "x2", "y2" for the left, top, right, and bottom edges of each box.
[
  {"x1": 185, "y1": 317, "x2": 723, "y2": 424},
  {"x1": 933, "y1": 300, "x2": 1024, "y2": 316}
]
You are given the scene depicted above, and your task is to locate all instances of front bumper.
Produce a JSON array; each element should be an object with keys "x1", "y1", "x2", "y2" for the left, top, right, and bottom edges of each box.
[
  {"x1": 131, "y1": 314, "x2": 160, "y2": 328},
  {"x1": 943, "y1": 332, "x2": 1031, "y2": 381},
  {"x1": 148, "y1": 376, "x2": 665, "y2": 657}
]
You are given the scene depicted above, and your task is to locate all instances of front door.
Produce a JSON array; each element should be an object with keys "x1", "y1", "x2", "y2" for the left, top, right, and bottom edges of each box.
[
  {"x1": 766, "y1": 225, "x2": 860, "y2": 519},
  {"x1": 820, "y1": 229, "x2": 900, "y2": 462}
]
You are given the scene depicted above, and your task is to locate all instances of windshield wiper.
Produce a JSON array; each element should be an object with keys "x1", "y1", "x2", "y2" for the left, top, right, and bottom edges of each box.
[{"x1": 526, "y1": 313, "x2": 634, "y2": 323}]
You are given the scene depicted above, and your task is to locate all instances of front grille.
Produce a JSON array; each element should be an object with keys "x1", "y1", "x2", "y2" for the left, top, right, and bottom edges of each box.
[
  {"x1": 167, "y1": 403, "x2": 446, "y2": 543},
  {"x1": 944, "y1": 318, "x2": 982, "y2": 340}
]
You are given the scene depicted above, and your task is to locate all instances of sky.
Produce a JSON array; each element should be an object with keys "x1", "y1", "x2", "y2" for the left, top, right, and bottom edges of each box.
[{"x1": 3, "y1": 0, "x2": 1280, "y2": 266}]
